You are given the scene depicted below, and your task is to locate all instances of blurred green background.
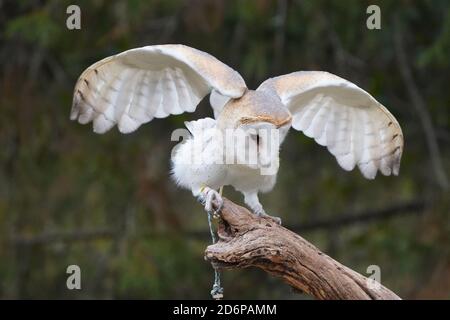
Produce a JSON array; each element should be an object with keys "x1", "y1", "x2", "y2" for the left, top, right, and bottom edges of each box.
[{"x1": 0, "y1": 0, "x2": 449, "y2": 299}]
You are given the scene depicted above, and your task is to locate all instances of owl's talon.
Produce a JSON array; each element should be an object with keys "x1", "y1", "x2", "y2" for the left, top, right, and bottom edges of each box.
[
  {"x1": 270, "y1": 215, "x2": 282, "y2": 225},
  {"x1": 259, "y1": 212, "x2": 282, "y2": 225},
  {"x1": 258, "y1": 213, "x2": 281, "y2": 225},
  {"x1": 254, "y1": 208, "x2": 282, "y2": 225},
  {"x1": 199, "y1": 187, "x2": 223, "y2": 215},
  {"x1": 212, "y1": 200, "x2": 223, "y2": 219}
]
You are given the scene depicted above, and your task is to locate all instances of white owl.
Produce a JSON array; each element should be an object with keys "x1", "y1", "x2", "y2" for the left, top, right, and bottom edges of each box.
[{"x1": 71, "y1": 44, "x2": 403, "y2": 223}]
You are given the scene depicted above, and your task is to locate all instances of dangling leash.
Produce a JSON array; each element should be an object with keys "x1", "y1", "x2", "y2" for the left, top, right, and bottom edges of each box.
[
  {"x1": 207, "y1": 186, "x2": 224, "y2": 299},
  {"x1": 207, "y1": 209, "x2": 223, "y2": 299}
]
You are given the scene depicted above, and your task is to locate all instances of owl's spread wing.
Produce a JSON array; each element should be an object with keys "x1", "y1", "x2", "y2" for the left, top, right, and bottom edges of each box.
[
  {"x1": 257, "y1": 71, "x2": 403, "y2": 179},
  {"x1": 71, "y1": 44, "x2": 247, "y2": 133}
]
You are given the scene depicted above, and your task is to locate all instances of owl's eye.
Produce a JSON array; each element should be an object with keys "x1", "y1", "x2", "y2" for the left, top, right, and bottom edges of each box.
[{"x1": 250, "y1": 134, "x2": 260, "y2": 147}]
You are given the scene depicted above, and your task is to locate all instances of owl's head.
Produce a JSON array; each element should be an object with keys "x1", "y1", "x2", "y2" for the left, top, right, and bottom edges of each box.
[{"x1": 218, "y1": 90, "x2": 292, "y2": 174}]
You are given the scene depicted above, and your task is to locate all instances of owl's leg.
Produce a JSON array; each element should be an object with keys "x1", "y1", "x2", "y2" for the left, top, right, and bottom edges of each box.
[
  {"x1": 196, "y1": 186, "x2": 224, "y2": 217},
  {"x1": 243, "y1": 191, "x2": 281, "y2": 225}
]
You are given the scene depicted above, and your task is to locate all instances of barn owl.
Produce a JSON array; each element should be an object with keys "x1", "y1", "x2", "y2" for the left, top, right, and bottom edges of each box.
[{"x1": 71, "y1": 44, "x2": 403, "y2": 223}]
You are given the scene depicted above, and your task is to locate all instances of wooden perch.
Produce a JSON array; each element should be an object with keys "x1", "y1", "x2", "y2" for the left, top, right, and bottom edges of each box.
[{"x1": 204, "y1": 198, "x2": 401, "y2": 300}]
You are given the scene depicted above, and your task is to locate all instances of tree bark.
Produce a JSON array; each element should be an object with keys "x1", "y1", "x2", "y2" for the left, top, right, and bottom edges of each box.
[{"x1": 204, "y1": 198, "x2": 401, "y2": 300}]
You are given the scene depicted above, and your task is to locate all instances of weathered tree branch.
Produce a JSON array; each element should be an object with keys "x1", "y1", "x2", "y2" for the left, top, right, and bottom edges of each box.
[{"x1": 204, "y1": 198, "x2": 401, "y2": 300}]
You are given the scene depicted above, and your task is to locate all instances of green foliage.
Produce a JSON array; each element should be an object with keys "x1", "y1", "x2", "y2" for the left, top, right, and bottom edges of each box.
[{"x1": 6, "y1": 9, "x2": 61, "y2": 47}]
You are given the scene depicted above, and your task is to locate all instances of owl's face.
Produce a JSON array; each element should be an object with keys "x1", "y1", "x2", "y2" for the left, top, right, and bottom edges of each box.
[
  {"x1": 236, "y1": 120, "x2": 290, "y2": 173},
  {"x1": 218, "y1": 90, "x2": 292, "y2": 173}
]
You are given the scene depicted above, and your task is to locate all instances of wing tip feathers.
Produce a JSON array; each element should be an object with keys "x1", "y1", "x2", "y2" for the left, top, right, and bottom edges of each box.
[
  {"x1": 93, "y1": 114, "x2": 114, "y2": 134},
  {"x1": 118, "y1": 114, "x2": 140, "y2": 134}
]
